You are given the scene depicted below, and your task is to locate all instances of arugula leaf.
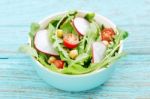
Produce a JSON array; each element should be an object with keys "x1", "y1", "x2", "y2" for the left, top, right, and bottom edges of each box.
[
  {"x1": 70, "y1": 21, "x2": 99, "y2": 68},
  {"x1": 38, "y1": 56, "x2": 51, "y2": 67},
  {"x1": 60, "y1": 12, "x2": 77, "y2": 34},
  {"x1": 38, "y1": 52, "x2": 48, "y2": 60},
  {"x1": 60, "y1": 16, "x2": 74, "y2": 33},
  {"x1": 84, "y1": 12, "x2": 95, "y2": 22},
  {"x1": 48, "y1": 15, "x2": 72, "y2": 62},
  {"x1": 61, "y1": 28, "x2": 129, "y2": 75},
  {"x1": 68, "y1": 53, "x2": 90, "y2": 66},
  {"x1": 85, "y1": 21, "x2": 99, "y2": 53},
  {"x1": 117, "y1": 28, "x2": 129, "y2": 40},
  {"x1": 68, "y1": 10, "x2": 77, "y2": 16},
  {"x1": 29, "y1": 23, "x2": 40, "y2": 47},
  {"x1": 78, "y1": 35, "x2": 87, "y2": 54},
  {"x1": 50, "y1": 16, "x2": 62, "y2": 27},
  {"x1": 62, "y1": 64, "x2": 89, "y2": 74},
  {"x1": 18, "y1": 44, "x2": 38, "y2": 57},
  {"x1": 48, "y1": 23, "x2": 56, "y2": 43}
]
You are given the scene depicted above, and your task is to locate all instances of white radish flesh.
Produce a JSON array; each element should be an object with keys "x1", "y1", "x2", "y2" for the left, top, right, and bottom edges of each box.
[
  {"x1": 92, "y1": 42, "x2": 106, "y2": 63},
  {"x1": 34, "y1": 30, "x2": 58, "y2": 56},
  {"x1": 73, "y1": 17, "x2": 90, "y2": 35}
]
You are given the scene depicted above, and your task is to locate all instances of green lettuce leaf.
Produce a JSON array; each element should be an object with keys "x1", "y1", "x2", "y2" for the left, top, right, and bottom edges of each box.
[
  {"x1": 18, "y1": 44, "x2": 38, "y2": 57},
  {"x1": 28, "y1": 23, "x2": 40, "y2": 47},
  {"x1": 84, "y1": 12, "x2": 95, "y2": 22},
  {"x1": 85, "y1": 21, "x2": 100, "y2": 53},
  {"x1": 48, "y1": 20, "x2": 71, "y2": 62}
]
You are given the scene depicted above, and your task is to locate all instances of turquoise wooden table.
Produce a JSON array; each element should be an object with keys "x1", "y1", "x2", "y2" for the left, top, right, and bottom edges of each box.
[{"x1": 0, "y1": 0, "x2": 150, "y2": 99}]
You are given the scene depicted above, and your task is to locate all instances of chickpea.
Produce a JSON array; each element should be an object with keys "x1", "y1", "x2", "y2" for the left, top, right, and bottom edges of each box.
[
  {"x1": 48, "y1": 56, "x2": 56, "y2": 64},
  {"x1": 102, "y1": 40, "x2": 109, "y2": 46},
  {"x1": 69, "y1": 49, "x2": 78, "y2": 59},
  {"x1": 56, "y1": 29, "x2": 64, "y2": 38}
]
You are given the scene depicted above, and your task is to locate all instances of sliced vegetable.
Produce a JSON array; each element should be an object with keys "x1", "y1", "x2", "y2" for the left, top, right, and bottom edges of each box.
[
  {"x1": 63, "y1": 33, "x2": 79, "y2": 49},
  {"x1": 92, "y1": 42, "x2": 106, "y2": 63},
  {"x1": 34, "y1": 30, "x2": 58, "y2": 56},
  {"x1": 101, "y1": 28, "x2": 115, "y2": 42},
  {"x1": 53, "y1": 60, "x2": 64, "y2": 69},
  {"x1": 72, "y1": 17, "x2": 90, "y2": 35}
]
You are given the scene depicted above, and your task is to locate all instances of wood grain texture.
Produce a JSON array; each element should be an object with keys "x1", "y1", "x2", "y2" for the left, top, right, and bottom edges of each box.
[
  {"x1": 0, "y1": 54, "x2": 150, "y2": 99},
  {"x1": 0, "y1": 0, "x2": 150, "y2": 99}
]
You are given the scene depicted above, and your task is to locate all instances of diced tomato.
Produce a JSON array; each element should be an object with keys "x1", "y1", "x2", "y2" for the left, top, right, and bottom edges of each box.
[
  {"x1": 63, "y1": 33, "x2": 79, "y2": 49},
  {"x1": 53, "y1": 60, "x2": 64, "y2": 69},
  {"x1": 101, "y1": 28, "x2": 115, "y2": 42}
]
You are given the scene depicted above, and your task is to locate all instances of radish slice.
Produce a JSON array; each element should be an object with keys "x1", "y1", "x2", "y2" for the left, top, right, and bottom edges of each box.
[
  {"x1": 92, "y1": 42, "x2": 106, "y2": 63},
  {"x1": 34, "y1": 30, "x2": 58, "y2": 56},
  {"x1": 73, "y1": 17, "x2": 90, "y2": 35}
]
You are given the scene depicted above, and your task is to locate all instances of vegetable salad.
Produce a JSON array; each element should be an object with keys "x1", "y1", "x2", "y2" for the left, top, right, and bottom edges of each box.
[{"x1": 19, "y1": 11, "x2": 128, "y2": 75}]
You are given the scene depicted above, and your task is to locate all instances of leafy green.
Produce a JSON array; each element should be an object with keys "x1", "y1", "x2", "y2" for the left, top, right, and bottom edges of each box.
[
  {"x1": 92, "y1": 28, "x2": 129, "y2": 70},
  {"x1": 48, "y1": 11, "x2": 78, "y2": 62},
  {"x1": 77, "y1": 35, "x2": 87, "y2": 54},
  {"x1": 48, "y1": 15, "x2": 72, "y2": 62},
  {"x1": 28, "y1": 23, "x2": 40, "y2": 47},
  {"x1": 60, "y1": 11, "x2": 77, "y2": 34},
  {"x1": 60, "y1": 15, "x2": 74, "y2": 33},
  {"x1": 84, "y1": 12, "x2": 95, "y2": 22},
  {"x1": 48, "y1": 23, "x2": 56, "y2": 43},
  {"x1": 50, "y1": 16, "x2": 62, "y2": 27},
  {"x1": 62, "y1": 64, "x2": 90, "y2": 74},
  {"x1": 68, "y1": 10, "x2": 77, "y2": 16},
  {"x1": 68, "y1": 21, "x2": 100, "y2": 68},
  {"x1": 68, "y1": 53, "x2": 90, "y2": 66},
  {"x1": 59, "y1": 28, "x2": 128, "y2": 74},
  {"x1": 18, "y1": 44, "x2": 38, "y2": 57},
  {"x1": 78, "y1": 21, "x2": 99, "y2": 54},
  {"x1": 117, "y1": 28, "x2": 129, "y2": 40},
  {"x1": 85, "y1": 21, "x2": 100, "y2": 53},
  {"x1": 38, "y1": 56, "x2": 50, "y2": 67}
]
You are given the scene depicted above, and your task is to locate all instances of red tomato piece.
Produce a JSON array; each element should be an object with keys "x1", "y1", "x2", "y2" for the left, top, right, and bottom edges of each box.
[
  {"x1": 53, "y1": 60, "x2": 64, "y2": 69},
  {"x1": 63, "y1": 34, "x2": 79, "y2": 49},
  {"x1": 101, "y1": 28, "x2": 115, "y2": 42}
]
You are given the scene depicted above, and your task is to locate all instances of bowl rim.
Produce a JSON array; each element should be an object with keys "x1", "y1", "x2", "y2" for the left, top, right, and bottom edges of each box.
[{"x1": 30, "y1": 10, "x2": 123, "y2": 77}]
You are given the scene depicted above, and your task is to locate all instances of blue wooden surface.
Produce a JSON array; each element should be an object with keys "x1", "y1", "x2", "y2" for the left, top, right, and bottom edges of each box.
[{"x1": 0, "y1": 0, "x2": 150, "y2": 99}]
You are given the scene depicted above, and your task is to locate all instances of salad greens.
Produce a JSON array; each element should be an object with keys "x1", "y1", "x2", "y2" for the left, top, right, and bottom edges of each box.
[
  {"x1": 29, "y1": 23, "x2": 40, "y2": 47},
  {"x1": 19, "y1": 11, "x2": 128, "y2": 75},
  {"x1": 19, "y1": 44, "x2": 38, "y2": 57}
]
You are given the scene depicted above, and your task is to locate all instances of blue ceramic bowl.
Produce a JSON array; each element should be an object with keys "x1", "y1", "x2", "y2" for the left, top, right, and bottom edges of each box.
[{"x1": 30, "y1": 11, "x2": 123, "y2": 92}]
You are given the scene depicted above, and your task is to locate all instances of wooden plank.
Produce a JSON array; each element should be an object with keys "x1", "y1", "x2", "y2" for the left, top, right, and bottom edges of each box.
[
  {"x1": 0, "y1": 54, "x2": 149, "y2": 98},
  {"x1": 0, "y1": 0, "x2": 150, "y2": 26}
]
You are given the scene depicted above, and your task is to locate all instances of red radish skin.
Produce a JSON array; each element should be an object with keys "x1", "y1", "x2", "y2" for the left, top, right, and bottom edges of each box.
[
  {"x1": 34, "y1": 30, "x2": 58, "y2": 56},
  {"x1": 92, "y1": 42, "x2": 106, "y2": 63},
  {"x1": 72, "y1": 17, "x2": 90, "y2": 35}
]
